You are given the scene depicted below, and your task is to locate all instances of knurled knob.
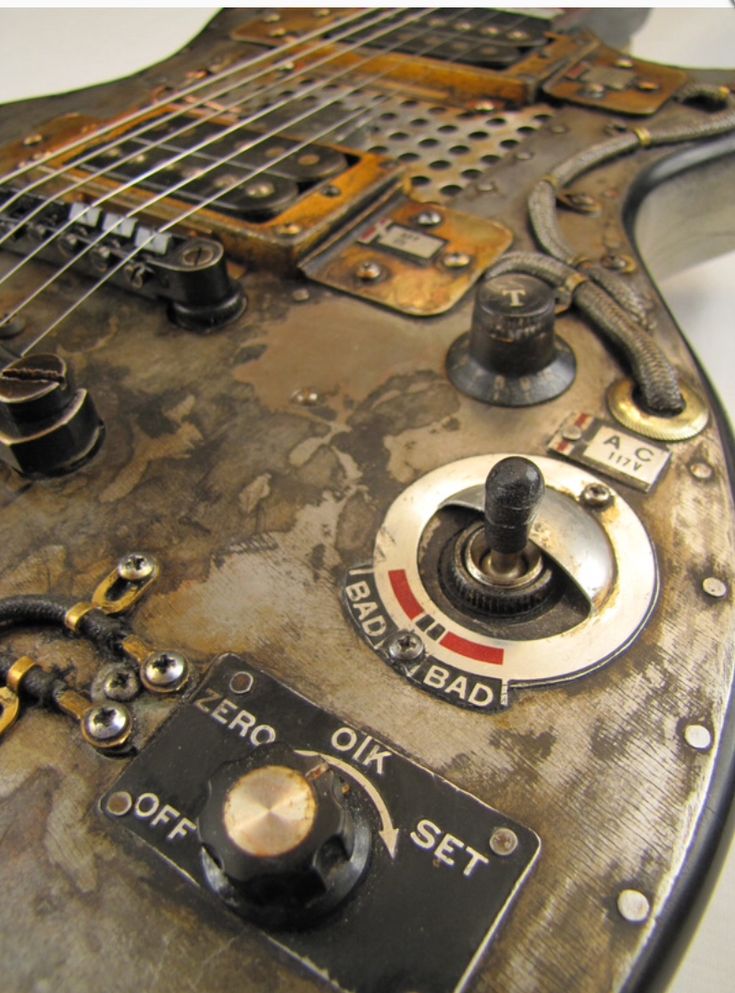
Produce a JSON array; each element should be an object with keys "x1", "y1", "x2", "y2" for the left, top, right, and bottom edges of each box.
[
  {"x1": 198, "y1": 744, "x2": 371, "y2": 928},
  {"x1": 446, "y1": 272, "x2": 576, "y2": 406}
]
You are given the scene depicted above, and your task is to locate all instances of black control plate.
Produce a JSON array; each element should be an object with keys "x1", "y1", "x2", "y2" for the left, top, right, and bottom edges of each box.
[{"x1": 101, "y1": 654, "x2": 540, "y2": 993}]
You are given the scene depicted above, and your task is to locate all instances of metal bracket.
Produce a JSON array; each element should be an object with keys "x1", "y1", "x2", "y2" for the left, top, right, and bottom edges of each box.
[{"x1": 91, "y1": 554, "x2": 160, "y2": 616}]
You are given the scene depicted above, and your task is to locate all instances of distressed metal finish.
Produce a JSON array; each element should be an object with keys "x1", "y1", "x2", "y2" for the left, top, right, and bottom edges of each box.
[{"x1": 0, "y1": 9, "x2": 734, "y2": 993}]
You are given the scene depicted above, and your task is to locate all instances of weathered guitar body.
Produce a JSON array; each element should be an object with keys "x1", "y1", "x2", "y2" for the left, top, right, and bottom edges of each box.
[{"x1": 0, "y1": 10, "x2": 733, "y2": 993}]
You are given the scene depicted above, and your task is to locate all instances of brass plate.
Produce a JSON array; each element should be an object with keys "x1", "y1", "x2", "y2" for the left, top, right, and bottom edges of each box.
[
  {"x1": 543, "y1": 43, "x2": 688, "y2": 116},
  {"x1": 303, "y1": 196, "x2": 512, "y2": 316}
]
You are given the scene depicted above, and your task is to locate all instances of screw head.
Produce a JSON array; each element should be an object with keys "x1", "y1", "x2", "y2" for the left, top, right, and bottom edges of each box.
[
  {"x1": 102, "y1": 666, "x2": 140, "y2": 702},
  {"x1": 292, "y1": 287, "x2": 311, "y2": 303},
  {"x1": 561, "y1": 425, "x2": 583, "y2": 442},
  {"x1": 514, "y1": 151, "x2": 533, "y2": 161},
  {"x1": 276, "y1": 223, "x2": 302, "y2": 237},
  {"x1": 583, "y1": 83, "x2": 606, "y2": 98},
  {"x1": 689, "y1": 461, "x2": 713, "y2": 480},
  {"x1": 443, "y1": 251, "x2": 473, "y2": 269},
  {"x1": 291, "y1": 386, "x2": 321, "y2": 406},
  {"x1": 105, "y1": 790, "x2": 133, "y2": 817},
  {"x1": 416, "y1": 209, "x2": 442, "y2": 227},
  {"x1": 617, "y1": 888, "x2": 650, "y2": 924},
  {"x1": 0, "y1": 314, "x2": 26, "y2": 339},
  {"x1": 637, "y1": 80, "x2": 659, "y2": 92},
  {"x1": 83, "y1": 703, "x2": 132, "y2": 746},
  {"x1": 550, "y1": 124, "x2": 568, "y2": 134},
  {"x1": 477, "y1": 179, "x2": 497, "y2": 193},
  {"x1": 322, "y1": 184, "x2": 341, "y2": 197},
  {"x1": 22, "y1": 133, "x2": 44, "y2": 147},
  {"x1": 684, "y1": 724, "x2": 712, "y2": 752},
  {"x1": 601, "y1": 254, "x2": 630, "y2": 272},
  {"x1": 355, "y1": 260, "x2": 385, "y2": 282},
  {"x1": 142, "y1": 651, "x2": 189, "y2": 693},
  {"x1": 387, "y1": 630, "x2": 425, "y2": 663},
  {"x1": 229, "y1": 671, "x2": 255, "y2": 695},
  {"x1": 245, "y1": 180, "x2": 275, "y2": 199},
  {"x1": 117, "y1": 552, "x2": 156, "y2": 582},
  {"x1": 615, "y1": 57, "x2": 634, "y2": 69},
  {"x1": 703, "y1": 577, "x2": 728, "y2": 599},
  {"x1": 581, "y1": 482, "x2": 613, "y2": 509},
  {"x1": 489, "y1": 827, "x2": 518, "y2": 856}
]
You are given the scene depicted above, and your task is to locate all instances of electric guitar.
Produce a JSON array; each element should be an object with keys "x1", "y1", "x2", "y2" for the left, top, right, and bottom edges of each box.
[{"x1": 0, "y1": 9, "x2": 734, "y2": 993}]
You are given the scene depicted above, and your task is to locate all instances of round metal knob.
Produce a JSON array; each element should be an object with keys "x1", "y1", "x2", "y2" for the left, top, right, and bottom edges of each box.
[
  {"x1": 198, "y1": 745, "x2": 371, "y2": 928},
  {"x1": 446, "y1": 272, "x2": 576, "y2": 406}
]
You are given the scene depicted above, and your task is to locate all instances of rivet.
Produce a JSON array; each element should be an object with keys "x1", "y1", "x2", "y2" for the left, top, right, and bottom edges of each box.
[
  {"x1": 684, "y1": 724, "x2": 712, "y2": 752},
  {"x1": 263, "y1": 12, "x2": 281, "y2": 22},
  {"x1": 443, "y1": 251, "x2": 473, "y2": 269},
  {"x1": 489, "y1": 827, "x2": 518, "y2": 856},
  {"x1": 387, "y1": 630, "x2": 424, "y2": 663},
  {"x1": 22, "y1": 133, "x2": 44, "y2": 147},
  {"x1": 292, "y1": 287, "x2": 310, "y2": 303},
  {"x1": 581, "y1": 482, "x2": 613, "y2": 509},
  {"x1": 637, "y1": 80, "x2": 660, "y2": 92},
  {"x1": 582, "y1": 83, "x2": 606, "y2": 98},
  {"x1": 689, "y1": 462, "x2": 713, "y2": 480},
  {"x1": 105, "y1": 791, "x2": 133, "y2": 817},
  {"x1": 416, "y1": 209, "x2": 442, "y2": 227},
  {"x1": 471, "y1": 99, "x2": 497, "y2": 112},
  {"x1": 703, "y1": 577, "x2": 728, "y2": 599},
  {"x1": 561, "y1": 425, "x2": 583, "y2": 442},
  {"x1": 229, "y1": 671, "x2": 255, "y2": 695},
  {"x1": 550, "y1": 124, "x2": 568, "y2": 134},
  {"x1": 291, "y1": 387, "x2": 321, "y2": 406},
  {"x1": 477, "y1": 179, "x2": 497, "y2": 193},
  {"x1": 514, "y1": 151, "x2": 533, "y2": 161},
  {"x1": 355, "y1": 260, "x2": 385, "y2": 282},
  {"x1": 617, "y1": 889, "x2": 650, "y2": 924},
  {"x1": 615, "y1": 58, "x2": 634, "y2": 69},
  {"x1": 315, "y1": 8, "x2": 331, "y2": 16},
  {"x1": 0, "y1": 315, "x2": 26, "y2": 339},
  {"x1": 269, "y1": 27, "x2": 286, "y2": 38},
  {"x1": 276, "y1": 223, "x2": 302, "y2": 237},
  {"x1": 321, "y1": 184, "x2": 341, "y2": 197}
]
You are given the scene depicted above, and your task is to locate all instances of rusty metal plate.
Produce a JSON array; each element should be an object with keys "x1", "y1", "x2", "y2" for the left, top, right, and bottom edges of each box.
[
  {"x1": 543, "y1": 43, "x2": 688, "y2": 116},
  {"x1": 303, "y1": 196, "x2": 513, "y2": 315}
]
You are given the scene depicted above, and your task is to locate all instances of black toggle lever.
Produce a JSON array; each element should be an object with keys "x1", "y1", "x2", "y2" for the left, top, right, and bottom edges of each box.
[{"x1": 484, "y1": 456, "x2": 545, "y2": 576}]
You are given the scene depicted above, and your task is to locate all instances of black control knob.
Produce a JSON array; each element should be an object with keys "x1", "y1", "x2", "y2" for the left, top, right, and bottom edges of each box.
[
  {"x1": 198, "y1": 744, "x2": 371, "y2": 928},
  {"x1": 0, "y1": 353, "x2": 104, "y2": 477},
  {"x1": 446, "y1": 273, "x2": 576, "y2": 406},
  {"x1": 441, "y1": 457, "x2": 555, "y2": 616}
]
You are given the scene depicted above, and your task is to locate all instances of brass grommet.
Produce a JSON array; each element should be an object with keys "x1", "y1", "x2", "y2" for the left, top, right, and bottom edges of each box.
[
  {"x1": 607, "y1": 378, "x2": 709, "y2": 441},
  {"x1": 6, "y1": 656, "x2": 38, "y2": 693}
]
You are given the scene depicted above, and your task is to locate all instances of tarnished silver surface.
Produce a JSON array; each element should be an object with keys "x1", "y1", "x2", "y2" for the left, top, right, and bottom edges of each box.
[{"x1": 0, "y1": 9, "x2": 733, "y2": 993}]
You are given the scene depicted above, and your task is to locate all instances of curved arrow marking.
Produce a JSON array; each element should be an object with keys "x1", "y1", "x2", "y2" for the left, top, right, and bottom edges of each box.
[{"x1": 296, "y1": 749, "x2": 400, "y2": 859}]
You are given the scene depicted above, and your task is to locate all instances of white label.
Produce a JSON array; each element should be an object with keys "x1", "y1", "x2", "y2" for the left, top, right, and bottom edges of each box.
[{"x1": 583, "y1": 426, "x2": 669, "y2": 489}]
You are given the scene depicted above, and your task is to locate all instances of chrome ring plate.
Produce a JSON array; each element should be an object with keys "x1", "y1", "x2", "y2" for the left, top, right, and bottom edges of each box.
[{"x1": 373, "y1": 454, "x2": 658, "y2": 686}]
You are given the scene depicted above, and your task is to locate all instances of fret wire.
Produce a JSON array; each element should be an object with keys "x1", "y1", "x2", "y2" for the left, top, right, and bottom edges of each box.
[
  {"x1": 0, "y1": 4, "x2": 402, "y2": 275},
  {"x1": 0, "y1": 7, "x2": 374, "y2": 192},
  {"x1": 1, "y1": 6, "x2": 438, "y2": 325},
  {"x1": 0, "y1": 6, "x2": 389, "y2": 238},
  {"x1": 19, "y1": 6, "x2": 486, "y2": 354}
]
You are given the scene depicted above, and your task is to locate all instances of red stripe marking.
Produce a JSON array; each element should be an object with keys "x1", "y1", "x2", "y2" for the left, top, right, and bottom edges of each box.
[
  {"x1": 388, "y1": 569, "x2": 424, "y2": 621},
  {"x1": 575, "y1": 412, "x2": 591, "y2": 429},
  {"x1": 440, "y1": 632, "x2": 504, "y2": 666}
]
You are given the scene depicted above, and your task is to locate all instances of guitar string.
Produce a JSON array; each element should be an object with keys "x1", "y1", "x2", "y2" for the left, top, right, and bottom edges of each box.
[
  {"x1": 0, "y1": 7, "x2": 374, "y2": 194},
  {"x1": 2, "y1": 5, "x2": 474, "y2": 327},
  {"x1": 0, "y1": 6, "x2": 395, "y2": 245},
  {"x1": 0, "y1": 7, "x2": 408, "y2": 293},
  {"x1": 18, "y1": 6, "x2": 506, "y2": 353}
]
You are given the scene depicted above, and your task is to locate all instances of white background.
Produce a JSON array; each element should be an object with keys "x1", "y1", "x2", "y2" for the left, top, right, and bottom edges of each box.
[{"x1": 0, "y1": 7, "x2": 732, "y2": 993}]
